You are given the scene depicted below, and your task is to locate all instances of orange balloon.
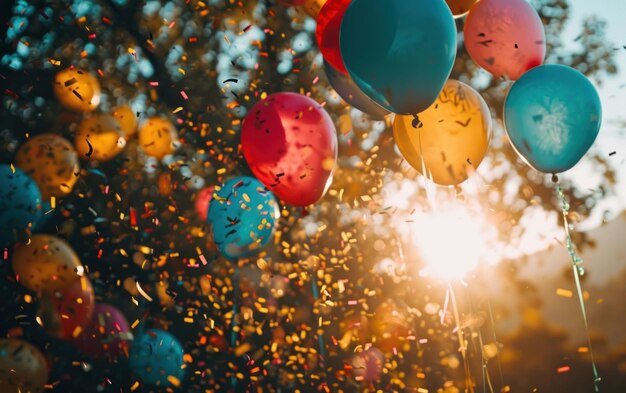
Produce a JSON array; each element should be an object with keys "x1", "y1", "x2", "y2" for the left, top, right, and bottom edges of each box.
[
  {"x1": 393, "y1": 79, "x2": 491, "y2": 185},
  {"x1": 112, "y1": 105, "x2": 138, "y2": 138},
  {"x1": 12, "y1": 234, "x2": 82, "y2": 293},
  {"x1": 445, "y1": 0, "x2": 478, "y2": 17},
  {"x1": 302, "y1": 0, "x2": 327, "y2": 18},
  {"x1": 138, "y1": 117, "x2": 180, "y2": 159},
  {"x1": 39, "y1": 277, "x2": 95, "y2": 340},
  {"x1": 0, "y1": 338, "x2": 48, "y2": 393},
  {"x1": 76, "y1": 114, "x2": 126, "y2": 161},
  {"x1": 53, "y1": 68, "x2": 101, "y2": 112},
  {"x1": 15, "y1": 134, "x2": 80, "y2": 199}
]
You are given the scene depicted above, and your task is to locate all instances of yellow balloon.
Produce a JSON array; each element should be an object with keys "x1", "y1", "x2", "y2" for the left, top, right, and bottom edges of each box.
[
  {"x1": 302, "y1": 0, "x2": 327, "y2": 18},
  {"x1": 445, "y1": 0, "x2": 479, "y2": 18},
  {"x1": 393, "y1": 79, "x2": 491, "y2": 186},
  {"x1": 0, "y1": 339, "x2": 48, "y2": 393},
  {"x1": 15, "y1": 134, "x2": 80, "y2": 199},
  {"x1": 76, "y1": 114, "x2": 126, "y2": 161},
  {"x1": 12, "y1": 234, "x2": 82, "y2": 293},
  {"x1": 112, "y1": 105, "x2": 138, "y2": 138},
  {"x1": 138, "y1": 117, "x2": 180, "y2": 159},
  {"x1": 53, "y1": 68, "x2": 101, "y2": 112}
]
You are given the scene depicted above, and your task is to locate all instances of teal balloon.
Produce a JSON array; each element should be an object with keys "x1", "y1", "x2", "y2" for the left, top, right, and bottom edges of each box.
[
  {"x1": 339, "y1": 0, "x2": 456, "y2": 115},
  {"x1": 130, "y1": 330, "x2": 184, "y2": 386},
  {"x1": 504, "y1": 64, "x2": 602, "y2": 173},
  {"x1": 0, "y1": 165, "x2": 42, "y2": 247},
  {"x1": 324, "y1": 61, "x2": 388, "y2": 119},
  {"x1": 208, "y1": 176, "x2": 279, "y2": 260}
]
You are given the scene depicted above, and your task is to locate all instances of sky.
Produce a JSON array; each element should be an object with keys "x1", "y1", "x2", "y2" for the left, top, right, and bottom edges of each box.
[{"x1": 565, "y1": 0, "x2": 626, "y2": 226}]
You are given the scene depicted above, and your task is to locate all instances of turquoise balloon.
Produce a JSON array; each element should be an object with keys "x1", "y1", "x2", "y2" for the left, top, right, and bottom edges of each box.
[
  {"x1": 208, "y1": 176, "x2": 279, "y2": 260},
  {"x1": 0, "y1": 165, "x2": 42, "y2": 247},
  {"x1": 130, "y1": 330, "x2": 185, "y2": 386},
  {"x1": 339, "y1": 0, "x2": 456, "y2": 115},
  {"x1": 504, "y1": 64, "x2": 602, "y2": 173},
  {"x1": 324, "y1": 61, "x2": 389, "y2": 119}
]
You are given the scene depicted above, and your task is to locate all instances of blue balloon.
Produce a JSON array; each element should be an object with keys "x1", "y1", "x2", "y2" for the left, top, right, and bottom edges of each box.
[
  {"x1": 324, "y1": 61, "x2": 389, "y2": 119},
  {"x1": 208, "y1": 176, "x2": 279, "y2": 260},
  {"x1": 504, "y1": 64, "x2": 602, "y2": 173},
  {"x1": 0, "y1": 164, "x2": 42, "y2": 247},
  {"x1": 339, "y1": 0, "x2": 456, "y2": 115},
  {"x1": 130, "y1": 330, "x2": 185, "y2": 386}
]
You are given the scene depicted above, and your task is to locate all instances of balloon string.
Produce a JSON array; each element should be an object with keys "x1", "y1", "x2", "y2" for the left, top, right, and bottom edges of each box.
[
  {"x1": 311, "y1": 274, "x2": 326, "y2": 358},
  {"x1": 465, "y1": 287, "x2": 495, "y2": 393},
  {"x1": 556, "y1": 184, "x2": 601, "y2": 392},
  {"x1": 448, "y1": 284, "x2": 474, "y2": 393},
  {"x1": 230, "y1": 264, "x2": 240, "y2": 389},
  {"x1": 486, "y1": 300, "x2": 505, "y2": 389}
]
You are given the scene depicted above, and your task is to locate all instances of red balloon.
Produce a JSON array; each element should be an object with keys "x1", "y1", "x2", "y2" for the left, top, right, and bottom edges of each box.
[
  {"x1": 464, "y1": 0, "x2": 545, "y2": 80},
  {"x1": 195, "y1": 186, "x2": 214, "y2": 222},
  {"x1": 316, "y1": 0, "x2": 351, "y2": 74},
  {"x1": 72, "y1": 304, "x2": 130, "y2": 359},
  {"x1": 241, "y1": 92, "x2": 338, "y2": 206},
  {"x1": 40, "y1": 277, "x2": 95, "y2": 340}
]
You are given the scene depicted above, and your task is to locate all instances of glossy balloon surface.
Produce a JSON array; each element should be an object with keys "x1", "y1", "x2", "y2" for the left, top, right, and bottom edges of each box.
[
  {"x1": 39, "y1": 277, "x2": 95, "y2": 340},
  {"x1": 53, "y1": 68, "x2": 101, "y2": 112},
  {"x1": 0, "y1": 165, "x2": 42, "y2": 247},
  {"x1": 0, "y1": 339, "x2": 48, "y2": 393},
  {"x1": 316, "y1": 0, "x2": 351, "y2": 73},
  {"x1": 138, "y1": 117, "x2": 180, "y2": 159},
  {"x1": 130, "y1": 330, "x2": 185, "y2": 386},
  {"x1": 76, "y1": 114, "x2": 126, "y2": 161},
  {"x1": 73, "y1": 304, "x2": 131, "y2": 359}
]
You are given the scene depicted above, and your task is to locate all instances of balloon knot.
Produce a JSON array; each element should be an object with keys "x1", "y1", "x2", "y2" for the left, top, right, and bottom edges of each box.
[{"x1": 411, "y1": 114, "x2": 422, "y2": 129}]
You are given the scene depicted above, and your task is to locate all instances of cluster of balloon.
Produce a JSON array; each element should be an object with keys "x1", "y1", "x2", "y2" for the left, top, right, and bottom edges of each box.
[
  {"x1": 0, "y1": 338, "x2": 49, "y2": 393},
  {"x1": 316, "y1": 0, "x2": 351, "y2": 74},
  {"x1": 138, "y1": 117, "x2": 180, "y2": 159},
  {"x1": 38, "y1": 277, "x2": 95, "y2": 340},
  {"x1": 445, "y1": 0, "x2": 478, "y2": 18},
  {"x1": 504, "y1": 64, "x2": 602, "y2": 173},
  {"x1": 323, "y1": 61, "x2": 388, "y2": 119},
  {"x1": 73, "y1": 304, "x2": 131, "y2": 359},
  {"x1": 15, "y1": 134, "x2": 80, "y2": 200},
  {"x1": 0, "y1": 165, "x2": 42, "y2": 247},
  {"x1": 194, "y1": 186, "x2": 214, "y2": 222},
  {"x1": 12, "y1": 234, "x2": 82, "y2": 293},
  {"x1": 76, "y1": 114, "x2": 127, "y2": 162},
  {"x1": 464, "y1": 0, "x2": 546, "y2": 80},
  {"x1": 207, "y1": 176, "x2": 279, "y2": 260},
  {"x1": 393, "y1": 80, "x2": 492, "y2": 185},
  {"x1": 129, "y1": 330, "x2": 185, "y2": 387},
  {"x1": 340, "y1": 0, "x2": 456, "y2": 115},
  {"x1": 53, "y1": 68, "x2": 101, "y2": 112},
  {"x1": 351, "y1": 347, "x2": 384, "y2": 382},
  {"x1": 241, "y1": 92, "x2": 337, "y2": 206},
  {"x1": 112, "y1": 105, "x2": 138, "y2": 138}
]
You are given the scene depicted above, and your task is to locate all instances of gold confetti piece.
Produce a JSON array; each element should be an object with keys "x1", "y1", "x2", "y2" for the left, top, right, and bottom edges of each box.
[
  {"x1": 131, "y1": 319, "x2": 140, "y2": 329},
  {"x1": 234, "y1": 343, "x2": 251, "y2": 357},
  {"x1": 136, "y1": 281, "x2": 153, "y2": 302},
  {"x1": 217, "y1": 168, "x2": 227, "y2": 175},
  {"x1": 556, "y1": 288, "x2": 573, "y2": 298},
  {"x1": 172, "y1": 106, "x2": 183, "y2": 114},
  {"x1": 50, "y1": 196, "x2": 56, "y2": 208},
  {"x1": 72, "y1": 326, "x2": 82, "y2": 338},
  {"x1": 130, "y1": 381, "x2": 140, "y2": 391},
  {"x1": 167, "y1": 375, "x2": 181, "y2": 387},
  {"x1": 48, "y1": 58, "x2": 61, "y2": 66},
  {"x1": 10, "y1": 163, "x2": 15, "y2": 173},
  {"x1": 578, "y1": 346, "x2": 589, "y2": 353}
]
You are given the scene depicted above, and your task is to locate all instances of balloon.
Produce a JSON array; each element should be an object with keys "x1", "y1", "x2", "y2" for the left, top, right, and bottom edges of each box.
[
  {"x1": 138, "y1": 117, "x2": 180, "y2": 159},
  {"x1": 53, "y1": 68, "x2": 101, "y2": 112},
  {"x1": 12, "y1": 234, "x2": 82, "y2": 293},
  {"x1": 112, "y1": 105, "x2": 138, "y2": 138},
  {"x1": 324, "y1": 61, "x2": 389, "y2": 119},
  {"x1": 0, "y1": 165, "x2": 42, "y2": 247},
  {"x1": 351, "y1": 347, "x2": 383, "y2": 382},
  {"x1": 76, "y1": 114, "x2": 126, "y2": 162},
  {"x1": 38, "y1": 277, "x2": 95, "y2": 340},
  {"x1": 129, "y1": 330, "x2": 185, "y2": 387},
  {"x1": 393, "y1": 80, "x2": 492, "y2": 185},
  {"x1": 302, "y1": 0, "x2": 327, "y2": 18},
  {"x1": 504, "y1": 64, "x2": 602, "y2": 173},
  {"x1": 241, "y1": 92, "x2": 337, "y2": 206},
  {"x1": 445, "y1": 0, "x2": 478, "y2": 18},
  {"x1": 0, "y1": 338, "x2": 48, "y2": 393},
  {"x1": 73, "y1": 304, "x2": 131, "y2": 359},
  {"x1": 208, "y1": 176, "x2": 279, "y2": 260},
  {"x1": 340, "y1": 0, "x2": 456, "y2": 115},
  {"x1": 15, "y1": 133, "x2": 80, "y2": 199},
  {"x1": 316, "y1": 0, "x2": 351, "y2": 74},
  {"x1": 463, "y1": 0, "x2": 545, "y2": 80},
  {"x1": 194, "y1": 186, "x2": 214, "y2": 222}
]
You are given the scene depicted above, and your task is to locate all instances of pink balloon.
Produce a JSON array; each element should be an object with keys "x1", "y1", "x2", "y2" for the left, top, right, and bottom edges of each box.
[
  {"x1": 241, "y1": 92, "x2": 338, "y2": 206},
  {"x1": 72, "y1": 304, "x2": 130, "y2": 359},
  {"x1": 463, "y1": 0, "x2": 545, "y2": 80},
  {"x1": 195, "y1": 186, "x2": 214, "y2": 222}
]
